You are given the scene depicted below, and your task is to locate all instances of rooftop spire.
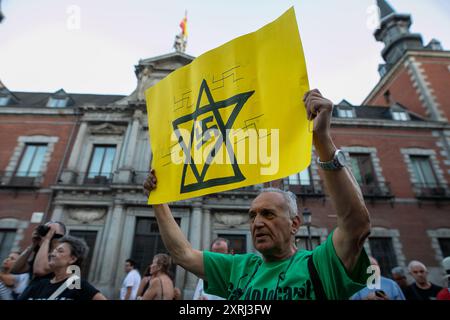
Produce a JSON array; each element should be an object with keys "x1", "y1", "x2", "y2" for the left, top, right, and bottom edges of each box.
[
  {"x1": 377, "y1": 0, "x2": 395, "y2": 19},
  {"x1": 374, "y1": 0, "x2": 426, "y2": 77}
]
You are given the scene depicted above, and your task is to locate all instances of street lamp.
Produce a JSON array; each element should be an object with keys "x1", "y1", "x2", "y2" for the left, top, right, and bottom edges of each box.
[
  {"x1": 0, "y1": 0, "x2": 4, "y2": 24},
  {"x1": 302, "y1": 208, "x2": 312, "y2": 251}
]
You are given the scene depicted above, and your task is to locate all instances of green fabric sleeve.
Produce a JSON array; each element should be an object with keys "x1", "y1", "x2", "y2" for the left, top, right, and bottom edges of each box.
[
  {"x1": 202, "y1": 251, "x2": 235, "y2": 298},
  {"x1": 312, "y1": 230, "x2": 370, "y2": 300}
]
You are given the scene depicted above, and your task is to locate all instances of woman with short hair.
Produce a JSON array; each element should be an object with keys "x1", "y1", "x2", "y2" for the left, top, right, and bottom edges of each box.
[{"x1": 19, "y1": 235, "x2": 106, "y2": 300}]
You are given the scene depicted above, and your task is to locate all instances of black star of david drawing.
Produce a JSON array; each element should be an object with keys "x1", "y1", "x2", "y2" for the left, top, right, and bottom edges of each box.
[{"x1": 172, "y1": 79, "x2": 255, "y2": 194}]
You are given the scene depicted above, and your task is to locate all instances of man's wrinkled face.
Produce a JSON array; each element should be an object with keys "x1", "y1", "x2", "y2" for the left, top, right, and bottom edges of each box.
[
  {"x1": 410, "y1": 265, "x2": 428, "y2": 284},
  {"x1": 249, "y1": 192, "x2": 294, "y2": 256}
]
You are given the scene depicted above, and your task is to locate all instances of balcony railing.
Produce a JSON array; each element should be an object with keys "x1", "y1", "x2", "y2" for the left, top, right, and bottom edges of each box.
[
  {"x1": 281, "y1": 179, "x2": 325, "y2": 197},
  {"x1": 83, "y1": 172, "x2": 113, "y2": 185},
  {"x1": 413, "y1": 183, "x2": 450, "y2": 200},
  {"x1": 0, "y1": 171, "x2": 43, "y2": 188},
  {"x1": 359, "y1": 182, "x2": 394, "y2": 199}
]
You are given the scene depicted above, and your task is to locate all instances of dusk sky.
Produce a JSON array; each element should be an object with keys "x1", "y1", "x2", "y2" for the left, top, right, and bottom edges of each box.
[{"x1": 1, "y1": 0, "x2": 449, "y2": 104}]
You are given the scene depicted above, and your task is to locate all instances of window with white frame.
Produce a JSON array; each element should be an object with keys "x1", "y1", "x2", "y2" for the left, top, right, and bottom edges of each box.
[
  {"x1": 348, "y1": 153, "x2": 377, "y2": 186},
  {"x1": 0, "y1": 229, "x2": 16, "y2": 263},
  {"x1": 47, "y1": 97, "x2": 68, "y2": 108},
  {"x1": 392, "y1": 111, "x2": 409, "y2": 121},
  {"x1": 337, "y1": 108, "x2": 354, "y2": 118},
  {"x1": 410, "y1": 155, "x2": 438, "y2": 187},
  {"x1": 288, "y1": 167, "x2": 311, "y2": 186},
  {"x1": 0, "y1": 96, "x2": 10, "y2": 106},
  {"x1": 15, "y1": 144, "x2": 48, "y2": 177},
  {"x1": 87, "y1": 145, "x2": 116, "y2": 179}
]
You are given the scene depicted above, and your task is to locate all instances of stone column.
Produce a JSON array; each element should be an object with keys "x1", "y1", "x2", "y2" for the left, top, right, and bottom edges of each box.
[
  {"x1": 202, "y1": 208, "x2": 211, "y2": 250},
  {"x1": 115, "y1": 110, "x2": 142, "y2": 184},
  {"x1": 68, "y1": 122, "x2": 88, "y2": 169},
  {"x1": 97, "y1": 204, "x2": 125, "y2": 297},
  {"x1": 61, "y1": 122, "x2": 88, "y2": 183},
  {"x1": 123, "y1": 110, "x2": 142, "y2": 168}
]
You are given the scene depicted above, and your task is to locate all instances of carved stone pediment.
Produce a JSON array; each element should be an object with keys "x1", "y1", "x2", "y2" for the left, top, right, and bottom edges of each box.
[
  {"x1": 89, "y1": 123, "x2": 126, "y2": 136},
  {"x1": 214, "y1": 213, "x2": 248, "y2": 228},
  {"x1": 68, "y1": 208, "x2": 106, "y2": 224}
]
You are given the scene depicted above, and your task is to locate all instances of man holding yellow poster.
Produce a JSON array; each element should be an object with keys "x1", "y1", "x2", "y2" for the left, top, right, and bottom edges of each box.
[
  {"x1": 144, "y1": 8, "x2": 371, "y2": 300},
  {"x1": 146, "y1": 7, "x2": 311, "y2": 204}
]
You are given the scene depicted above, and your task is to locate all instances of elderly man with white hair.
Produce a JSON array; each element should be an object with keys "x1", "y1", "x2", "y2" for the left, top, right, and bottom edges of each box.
[
  {"x1": 407, "y1": 260, "x2": 442, "y2": 300},
  {"x1": 144, "y1": 89, "x2": 372, "y2": 300}
]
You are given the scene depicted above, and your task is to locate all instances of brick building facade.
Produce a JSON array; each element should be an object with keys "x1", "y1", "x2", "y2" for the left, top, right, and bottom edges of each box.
[{"x1": 0, "y1": 86, "x2": 123, "y2": 267}]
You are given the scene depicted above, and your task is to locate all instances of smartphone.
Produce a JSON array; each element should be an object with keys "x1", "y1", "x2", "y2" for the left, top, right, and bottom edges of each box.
[{"x1": 375, "y1": 290, "x2": 386, "y2": 298}]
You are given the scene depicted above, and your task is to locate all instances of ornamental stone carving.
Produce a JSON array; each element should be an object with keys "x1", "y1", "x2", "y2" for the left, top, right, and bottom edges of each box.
[
  {"x1": 214, "y1": 213, "x2": 248, "y2": 228},
  {"x1": 89, "y1": 123, "x2": 126, "y2": 136},
  {"x1": 68, "y1": 208, "x2": 106, "y2": 224}
]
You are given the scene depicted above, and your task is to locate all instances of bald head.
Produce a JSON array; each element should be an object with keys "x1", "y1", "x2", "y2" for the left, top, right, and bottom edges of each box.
[
  {"x1": 408, "y1": 260, "x2": 427, "y2": 272},
  {"x1": 211, "y1": 238, "x2": 230, "y2": 254},
  {"x1": 408, "y1": 260, "x2": 429, "y2": 286}
]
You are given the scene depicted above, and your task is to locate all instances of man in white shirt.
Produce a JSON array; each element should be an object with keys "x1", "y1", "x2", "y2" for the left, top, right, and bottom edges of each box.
[
  {"x1": 120, "y1": 259, "x2": 141, "y2": 300},
  {"x1": 193, "y1": 238, "x2": 230, "y2": 300}
]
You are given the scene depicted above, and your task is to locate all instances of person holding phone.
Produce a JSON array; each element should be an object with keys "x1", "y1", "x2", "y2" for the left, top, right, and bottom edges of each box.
[{"x1": 351, "y1": 256, "x2": 405, "y2": 300}]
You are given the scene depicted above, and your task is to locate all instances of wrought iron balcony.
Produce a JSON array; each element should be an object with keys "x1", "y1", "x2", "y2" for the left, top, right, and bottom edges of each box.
[
  {"x1": 56, "y1": 171, "x2": 114, "y2": 186},
  {"x1": 0, "y1": 171, "x2": 43, "y2": 188},
  {"x1": 413, "y1": 183, "x2": 450, "y2": 200},
  {"x1": 281, "y1": 179, "x2": 325, "y2": 197},
  {"x1": 359, "y1": 182, "x2": 394, "y2": 199},
  {"x1": 80, "y1": 172, "x2": 113, "y2": 185}
]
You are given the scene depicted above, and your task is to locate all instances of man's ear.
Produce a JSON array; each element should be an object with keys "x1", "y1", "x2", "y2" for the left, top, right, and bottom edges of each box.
[{"x1": 291, "y1": 215, "x2": 301, "y2": 234}]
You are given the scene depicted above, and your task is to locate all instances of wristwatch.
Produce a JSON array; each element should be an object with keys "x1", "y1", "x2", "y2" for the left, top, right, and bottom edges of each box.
[{"x1": 317, "y1": 149, "x2": 347, "y2": 171}]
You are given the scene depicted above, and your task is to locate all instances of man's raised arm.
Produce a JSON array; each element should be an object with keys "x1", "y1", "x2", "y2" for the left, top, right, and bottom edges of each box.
[
  {"x1": 304, "y1": 89, "x2": 371, "y2": 272},
  {"x1": 143, "y1": 170, "x2": 205, "y2": 279}
]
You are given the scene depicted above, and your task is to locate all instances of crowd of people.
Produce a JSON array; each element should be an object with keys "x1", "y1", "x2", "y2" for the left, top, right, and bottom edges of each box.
[
  {"x1": 1, "y1": 89, "x2": 449, "y2": 301},
  {"x1": 350, "y1": 256, "x2": 449, "y2": 300},
  {"x1": 1, "y1": 221, "x2": 448, "y2": 301}
]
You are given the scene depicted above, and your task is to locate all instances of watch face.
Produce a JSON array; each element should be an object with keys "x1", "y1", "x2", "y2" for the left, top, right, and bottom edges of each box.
[{"x1": 336, "y1": 151, "x2": 347, "y2": 166}]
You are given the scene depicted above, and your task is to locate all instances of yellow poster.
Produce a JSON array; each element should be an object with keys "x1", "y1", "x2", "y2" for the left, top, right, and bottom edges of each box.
[{"x1": 146, "y1": 7, "x2": 311, "y2": 204}]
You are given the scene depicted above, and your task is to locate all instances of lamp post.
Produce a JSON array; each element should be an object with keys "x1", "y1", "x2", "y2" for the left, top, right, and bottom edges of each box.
[
  {"x1": 0, "y1": 0, "x2": 4, "y2": 23},
  {"x1": 302, "y1": 208, "x2": 312, "y2": 251}
]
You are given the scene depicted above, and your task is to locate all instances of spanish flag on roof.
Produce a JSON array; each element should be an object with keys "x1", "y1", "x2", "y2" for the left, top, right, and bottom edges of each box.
[{"x1": 179, "y1": 12, "x2": 188, "y2": 37}]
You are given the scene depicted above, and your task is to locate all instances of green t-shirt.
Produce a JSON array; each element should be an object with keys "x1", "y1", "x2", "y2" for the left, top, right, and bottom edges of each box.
[{"x1": 203, "y1": 231, "x2": 370, "y2": 300}]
